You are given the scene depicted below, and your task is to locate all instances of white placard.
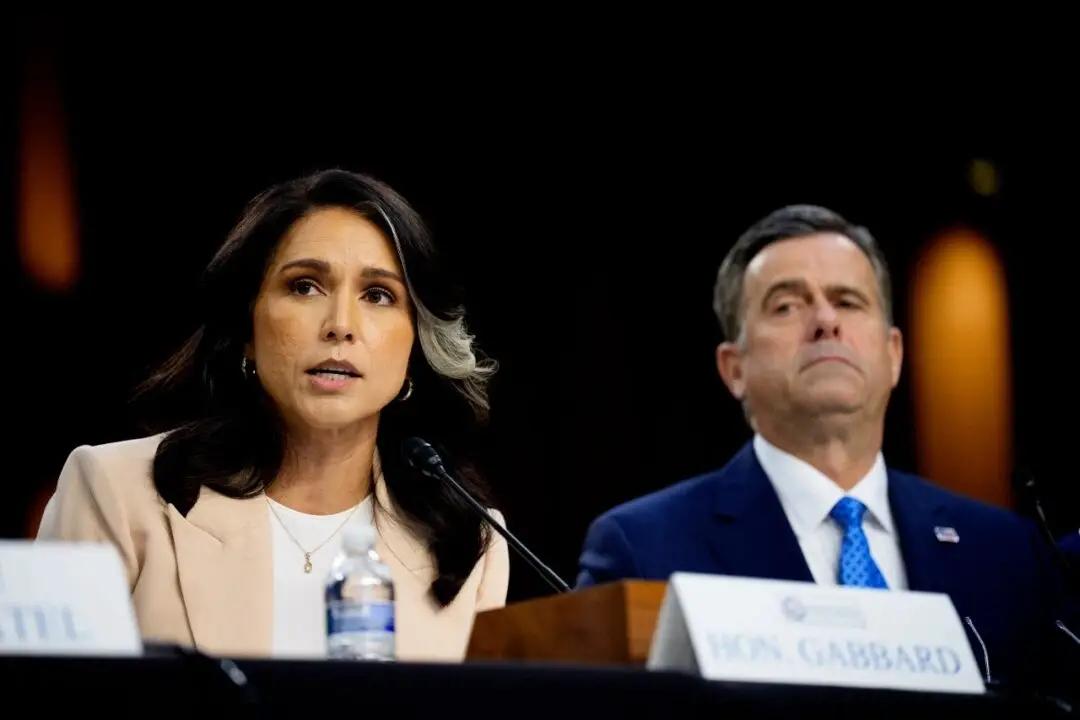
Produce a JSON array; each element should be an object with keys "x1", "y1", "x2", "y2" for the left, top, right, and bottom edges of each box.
[
  {"x1": 0, "y1": 541, "x2": 141, "y2": 655},
  {"x1": 648, "y1": 573, "x2": 984, "y2": 694}
]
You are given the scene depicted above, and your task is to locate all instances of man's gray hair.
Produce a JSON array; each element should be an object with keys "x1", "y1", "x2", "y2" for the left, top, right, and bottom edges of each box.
[{"x1": 714, "y1": 204, "x2": 893, "y2": 343}]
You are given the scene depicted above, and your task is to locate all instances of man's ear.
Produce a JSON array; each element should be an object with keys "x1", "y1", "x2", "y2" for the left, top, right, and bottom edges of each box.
[{"x1": 717, "y1": 341, "x2": 746, "y2": 400}]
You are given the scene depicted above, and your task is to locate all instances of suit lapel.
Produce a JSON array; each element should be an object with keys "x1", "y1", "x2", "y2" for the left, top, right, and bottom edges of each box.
[
  {"x1": 710, "y1": 444, "x2": 814, "y2": 582},
  {"x1": 167, "y1": 488, "x2": 272, "y2": 657},
  {"x1": 707, "y1": 447, "x2": 961, "y2": 592},
  {"x1": 888, "y1": 470, "x2": 953, "y2": 593}
]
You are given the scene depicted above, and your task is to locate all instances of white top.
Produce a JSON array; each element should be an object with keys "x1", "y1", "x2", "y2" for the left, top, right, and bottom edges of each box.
[
  {"x1": 752, "y1": 434, "x2": 908, "y2": 590},
  {"x1": 267, "y1": 495, "x2": 375, "y2": 658}
]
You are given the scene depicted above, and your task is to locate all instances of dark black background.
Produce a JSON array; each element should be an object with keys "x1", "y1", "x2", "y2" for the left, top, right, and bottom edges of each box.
[{"x1": 6, "y1": 17, "x2": 1078, "y2": 600}]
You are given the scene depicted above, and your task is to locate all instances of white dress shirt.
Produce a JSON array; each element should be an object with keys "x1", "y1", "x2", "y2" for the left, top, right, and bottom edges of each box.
[{"x1": 752, "y1": 434, "x2": 908, "y2": 590}]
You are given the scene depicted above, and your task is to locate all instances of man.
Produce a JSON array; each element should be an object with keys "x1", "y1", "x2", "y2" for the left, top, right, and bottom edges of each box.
[{"x1": 577, "y1": 205, "x2": 1065, "y2": 691}]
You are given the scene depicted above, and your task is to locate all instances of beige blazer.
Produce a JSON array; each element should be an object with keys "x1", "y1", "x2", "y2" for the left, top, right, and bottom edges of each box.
[{"x1": 36, "y1": 434, "x2": 509, "y2": 661}]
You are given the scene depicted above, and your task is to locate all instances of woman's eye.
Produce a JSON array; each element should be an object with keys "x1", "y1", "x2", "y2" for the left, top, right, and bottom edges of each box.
[
  {"x1": 290, "y1": 278, "x2": 321, "y2": 296},
  {"x1": 363, "y1": 287, "x2": 396, "y2": 306}
]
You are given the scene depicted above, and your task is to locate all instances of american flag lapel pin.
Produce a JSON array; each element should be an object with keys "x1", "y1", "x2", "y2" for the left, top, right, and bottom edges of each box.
[{"x1": 934, "y1": 526, "x2": 960, "y2": 543}]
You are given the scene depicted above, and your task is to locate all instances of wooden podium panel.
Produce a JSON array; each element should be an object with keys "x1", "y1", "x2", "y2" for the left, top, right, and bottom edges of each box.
[{"x1": 466, "y1": 581, "x2": 667, "y2": 665}]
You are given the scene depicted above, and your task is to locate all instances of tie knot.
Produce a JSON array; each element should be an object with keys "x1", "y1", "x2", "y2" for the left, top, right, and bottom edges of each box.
[{"x1": 829, "y1": 496, "x2": 868, "y2": 530}]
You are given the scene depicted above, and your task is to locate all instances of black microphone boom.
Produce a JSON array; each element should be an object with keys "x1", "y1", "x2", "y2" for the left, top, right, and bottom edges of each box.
[{"x1": 404, "y1": 437, "x2": 571, "y2": 594}]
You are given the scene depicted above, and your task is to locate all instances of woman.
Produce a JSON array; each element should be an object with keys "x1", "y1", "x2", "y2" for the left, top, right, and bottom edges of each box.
[{"x1": 37, "y1": 169, "x2": 508, "y2": 661}]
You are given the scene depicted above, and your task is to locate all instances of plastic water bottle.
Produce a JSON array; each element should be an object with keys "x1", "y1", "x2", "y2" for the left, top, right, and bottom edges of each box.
[{"x1": 325, "y1": 523, "x2": 395, "y2": 660}]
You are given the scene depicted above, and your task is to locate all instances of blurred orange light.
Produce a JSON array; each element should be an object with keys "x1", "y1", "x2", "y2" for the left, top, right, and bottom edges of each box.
[
  {"x1": 18, "y1": 46, "x2": 79, "y2": 291},
  {"x1": 910, "y1": 230, "x2": 1011, "y2": 507}
]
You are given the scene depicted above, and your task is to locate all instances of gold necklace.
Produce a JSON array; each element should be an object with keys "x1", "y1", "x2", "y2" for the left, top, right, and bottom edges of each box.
[{"x1": 266, "y1": 497, "x2": 361, "y2": 573}]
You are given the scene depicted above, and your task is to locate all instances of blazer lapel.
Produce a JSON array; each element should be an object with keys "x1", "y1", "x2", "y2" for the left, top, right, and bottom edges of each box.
[
  {"x1": 710, "y1": 444, "x2": 814, "y2": 583},
  {"x1": 166, "y1": 460, "x2": 438, "y2": 657},
  {"x1": 167, "y1": 488, "x2": 272, "y2": 657}
]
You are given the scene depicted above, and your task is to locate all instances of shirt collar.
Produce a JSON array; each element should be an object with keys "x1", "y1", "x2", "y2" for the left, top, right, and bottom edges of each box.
[{"x1": 752, "y1": 433, "x2": 894, "y2": 536}]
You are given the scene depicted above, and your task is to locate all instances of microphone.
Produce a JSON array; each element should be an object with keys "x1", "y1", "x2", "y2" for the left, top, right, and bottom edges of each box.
[
  {"x1": 1058, "y1": 619, "x2": 1080, "y2": 647},
  {"x1": 1021, "y1": 472, "x2": 1062, "y2": 549},
  {"x1": 1018, "y1": 469, "x2": 1078, "y2": 591},
  {"x1": 962, "y1": 616, "x2": 995, "y2": 686},
  {"x1": 1015, "y1": 471, "x2": 1080, "y2": 700},
  {"x1": 403, "y1": 437, "x2": 571, "y2": 594}
]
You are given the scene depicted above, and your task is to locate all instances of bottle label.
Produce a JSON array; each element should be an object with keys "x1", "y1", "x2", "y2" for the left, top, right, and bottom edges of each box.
[{"x1": 327, "y1": 600, "x2": 395, "y2": 634}]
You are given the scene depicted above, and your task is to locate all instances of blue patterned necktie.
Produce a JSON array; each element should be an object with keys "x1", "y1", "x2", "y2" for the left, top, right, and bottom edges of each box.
[{"x1": 829, "y1": 496, "x2": 888, "y2": 589}]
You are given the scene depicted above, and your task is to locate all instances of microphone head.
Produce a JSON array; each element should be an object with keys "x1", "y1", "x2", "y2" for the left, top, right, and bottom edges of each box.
[{"x1": 403, "y1": 437, "x2": 445, "y2": 478}]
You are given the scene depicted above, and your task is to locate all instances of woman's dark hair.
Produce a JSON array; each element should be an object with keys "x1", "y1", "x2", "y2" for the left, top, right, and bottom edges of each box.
[{"x1": 140, "y1": 169, "x2": 497, "y2": 606}]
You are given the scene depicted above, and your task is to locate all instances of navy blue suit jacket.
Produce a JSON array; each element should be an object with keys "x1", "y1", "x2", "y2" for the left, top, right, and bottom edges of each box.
[{"x1": 577, "y1": 443, "x2": 1065, "y2": 690}]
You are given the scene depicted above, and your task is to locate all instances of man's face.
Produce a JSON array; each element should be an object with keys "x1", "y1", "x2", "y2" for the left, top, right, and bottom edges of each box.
[{"x1": 717, "y1": 233, "x2": 903, "y2": 429}]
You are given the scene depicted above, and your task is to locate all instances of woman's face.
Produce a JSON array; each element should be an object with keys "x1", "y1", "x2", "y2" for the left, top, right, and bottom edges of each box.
[{"x1": 249, "y1": 207, "x2": 415, "y2": 434}]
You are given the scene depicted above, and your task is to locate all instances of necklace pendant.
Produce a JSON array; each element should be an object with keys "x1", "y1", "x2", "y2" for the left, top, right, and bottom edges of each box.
[{"x1": 303, "y1": 553, "x2": 313, "y2": 574}]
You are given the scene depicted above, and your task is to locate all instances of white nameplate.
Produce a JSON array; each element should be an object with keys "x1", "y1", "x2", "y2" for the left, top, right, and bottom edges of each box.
[
  {"x1": 0, "y1": 541, "x2": 141, "y2": 655},
  {"x1": 648, "y1": 573, "x2": 984, "y2": 694}
]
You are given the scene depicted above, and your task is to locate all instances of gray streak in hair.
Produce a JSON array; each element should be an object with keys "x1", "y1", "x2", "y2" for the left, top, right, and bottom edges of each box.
[{"x1": 365, "y1": 202, "x2": 497, "y2": 414}]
